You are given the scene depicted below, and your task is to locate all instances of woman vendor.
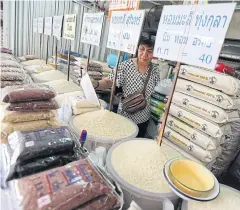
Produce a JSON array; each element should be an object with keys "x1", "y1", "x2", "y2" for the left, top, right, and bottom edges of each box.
[{"x1": 93, "y1": 32, "x2": 161, "y2": 137}]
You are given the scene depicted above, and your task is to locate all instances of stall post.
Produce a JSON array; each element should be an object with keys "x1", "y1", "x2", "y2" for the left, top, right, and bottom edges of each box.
[
  {"x1": 86, "y1": 44, "x2": 92, "y2": 72},
  {"x1": 52, "y1": 15, "x2": 63, "y2": 69},
  {"x1": 62, "y1": 14, "x2": 77, "y2": 81}
]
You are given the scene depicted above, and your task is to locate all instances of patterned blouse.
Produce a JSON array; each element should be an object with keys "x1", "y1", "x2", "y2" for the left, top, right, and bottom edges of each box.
[{"x1": 108, "y1": 59, "x2": 161, "y2": 124}]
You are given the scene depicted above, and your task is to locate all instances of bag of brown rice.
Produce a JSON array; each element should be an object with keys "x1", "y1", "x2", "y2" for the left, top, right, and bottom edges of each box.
[
  {"x1": 170, "y1": 104, "x2": 231, "y2": 138},
  {"x1": 164, "y1": 127, "x2": 222, "y2": 163},
  {"x1": 166, "y1": 115, "x2": 220, "y2": 150},
  {"x1": 179, "y1": 65, "x2": 240, "y2": 96},
  {"x1": 173, "y1": 92, "x2": 240, "y2": 123},
  {"x1": 0, "y1": 60, "x2": 21, "y2": 68},
  {"x1": 176, "y1": 78, "x2": 240, "y2": 109}
]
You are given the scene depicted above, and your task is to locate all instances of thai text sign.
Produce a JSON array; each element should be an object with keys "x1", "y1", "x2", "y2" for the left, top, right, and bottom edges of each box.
[
  {"x1": 63, "y1": 14, "x2": 77, "y2": 40},
  {"x1": 33, "y1": 18, "x2": 38, "y2": 33},
  {"x1": 53, "y1": 16, "x2": 63, "y2": 40},
  {"x1": 107, "y1": 10, "x2": 145, "y2": 54},
  {"x1": 80, "y1": 12, "x2": 104, "y2": 46},
  {"x1": 44, "y1": 17, "x2": 53, "y2": 36},
  {"x1": 37, "y1": 17, "x2": 44, "y2": 34},
  {"x1": 154, "y1": 3, "x2": 236, "y2": 69}
]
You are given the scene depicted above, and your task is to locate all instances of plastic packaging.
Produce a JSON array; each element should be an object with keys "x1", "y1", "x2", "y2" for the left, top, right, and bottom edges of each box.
[
  {"x1": 31, "y1": 70, "x2": 68, "y2": 83},
  {"x1": 1, "y1": 109, "x2": 57, "y2": 123},
  {"x1": 7, "y1": 158, "x2": 120, "y2": 210},
  {"x1": 7, "y1": 152, "x2": 78, "y2": 181},
  {"x1": 0, "y1": 60, "x2": 21, "y2": 68},
  {"x1": 6, "y1": 100, "x2": 59, "y2": 112},
  {"x1": 0, "y1": 67, "x2": 23, "y2": 73},
  {"x1": 172, "y1": 92, "x2": 240, "y2": 123},
  {"x1": 179, "y1": 65, "x2": 240, "y2": 96},
  {"x1": 151, "y1": 98, "x2": 165, "y2": 110},
  {"x1": 176, "y1": 78, "x2": 240, "y2": 109},
  {"x1": 151, "y1": 91, "x2": 168, "y2": 103},
  {"x1": 2, "y1": 85, "x2": 56, "y2": 103},
  {"x1": 8, "y1": 126, "x2": 75, "y2": 164},
  {"x1": 151, "y1": 105, "x2": 164, "y2": 117},
  {"x1": 154, "y1": 79, "x2": 172, "y2": 95}
]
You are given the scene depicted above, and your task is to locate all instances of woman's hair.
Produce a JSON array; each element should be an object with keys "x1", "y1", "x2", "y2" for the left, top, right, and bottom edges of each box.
[{"x1": 139, "y1": 30, "x2": 156, "y2": 48}]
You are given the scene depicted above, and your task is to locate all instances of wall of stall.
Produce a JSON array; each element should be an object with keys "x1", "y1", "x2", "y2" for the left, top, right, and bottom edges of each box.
[{"x1": 3, "y1": 0, "x2": 111, "y2": 62}]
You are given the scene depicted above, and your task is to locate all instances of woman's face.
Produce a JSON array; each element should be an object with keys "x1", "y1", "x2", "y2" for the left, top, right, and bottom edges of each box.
[{"x1": 138, "y1": 44, "x2": 154, "y2": 63}]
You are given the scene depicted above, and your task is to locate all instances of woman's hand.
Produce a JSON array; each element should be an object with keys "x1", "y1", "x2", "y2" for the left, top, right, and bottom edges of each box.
[{"x1": 91, "y1": 78, "x2": 113, "y2": 90}]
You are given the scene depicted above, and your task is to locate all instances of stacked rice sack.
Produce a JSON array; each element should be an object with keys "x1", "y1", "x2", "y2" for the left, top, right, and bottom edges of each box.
[
  {"x1": 164, "y1": 65, "x2": 240, "y2": 175},
  {"x1": 18, "y1": 55, "x2": 39, "y2": 62},
  {"x1": 150, "y1": 91, "x2": 167, "y2": 123},
  {"x1": 0, "y1": 53, "x2": 33, "y2": 88},
  {"x1": 0, "y1": 84, "x2": 61, "y2": 144}
]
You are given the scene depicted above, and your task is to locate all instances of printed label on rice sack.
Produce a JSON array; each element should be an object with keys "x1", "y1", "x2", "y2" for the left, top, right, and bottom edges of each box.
[
  {"x1": 166, "y1": 115, "x2": 220, "y2": 150},
  {"x1": 176, "y1": 78, "x2": 240, "y2": 109},
  {"x1": 169, "y1": 103, "x2": 231, "y2": 138},
  {"x1": 164, "y1": 127, "x2": 222, "y2": 163},
  {"x1": 179, "y1": 65, "x2": 240, "y2": 96},
  {"x1": 172, "y1": 92, "x2": 240, "y2": 124}
]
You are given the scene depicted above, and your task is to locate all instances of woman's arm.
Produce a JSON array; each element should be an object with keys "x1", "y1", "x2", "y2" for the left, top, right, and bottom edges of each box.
[{"x1": 92, "y1": 78, "x2": 113, "y2": 90}]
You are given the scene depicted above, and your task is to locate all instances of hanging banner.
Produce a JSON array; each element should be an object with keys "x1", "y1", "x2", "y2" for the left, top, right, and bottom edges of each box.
[
  {"x1": 53, "y1": 16, "x2": 63, "y2": 40},
  {"x1": 80, "y1": 12, "x2": 104, "y2": 46},
  {"x1": 107, "y1": 10, "x2": 145, "y2": 54},
  {"x1": 108, "y1": 0, "x2": 140, "y2": 19},
  {"x1": 63, "y1": 14, "x2": 77, "y2": 40},
  {"x1": 33, "y1": 18, "x2": 38, "y2": 33},
  {"x1": 44, "y1": 17, "x2": 53, "y2": 36},
  {"x1": 153, "y1": 3, "x2": 236, "y2": 70},
  {"x1": 37, "y1": 17, "x2": 44, "y2": 34}
]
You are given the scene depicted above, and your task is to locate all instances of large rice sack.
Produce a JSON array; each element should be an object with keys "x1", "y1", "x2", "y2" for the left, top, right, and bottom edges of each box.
[
  {"x1": 172, "y1": 92, "x2": 240, "y2": 123},
  {"x1": 166, "y1": 115, "x2": 220, "y2": 150},
  {"x1": 31, "y1": 70, "x2": 67, "y2": 83},
  {"x1": 176, "y1": 78, "x2": 240, "y2": 109},
  {"x1": 164, "y1": 127, "x2": 222, "y2": 163},
  {"x1": 169, "y1": 104, "x2": 231, "y2": 138},
  {"x1": 179, "y1": 65, "x2": 240, "y2": 96}
]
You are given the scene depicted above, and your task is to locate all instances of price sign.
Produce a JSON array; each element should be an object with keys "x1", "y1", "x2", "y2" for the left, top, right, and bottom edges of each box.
[
  {"x1": 80, "y1": 12, "x2": 104, "y2": 46},
  {"x1": 53, "y1": 16, "x2": 63, "y2": 40},
  {"x1": 33, "y1": 18, "x2": 38, "y2": 33},
  {"x1": 44, "y1": 17, "x2": 53, "y2": 36},
  {"x1": 63, "y1": 14, "x2": 77, "y2": 40},
  {"x1": 37, "y1": 17, "x2": 44, "y2": 34},
  {"x1": 107, "y1": 10, "x2": 145, "y2": 54},
  {"x1": 153, "y1": 3, "x2": 236, "y2": 69}
]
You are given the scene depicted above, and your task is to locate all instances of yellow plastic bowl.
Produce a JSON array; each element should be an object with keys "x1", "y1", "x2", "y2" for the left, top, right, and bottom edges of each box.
[{"x1": 169, "y1": 159, "x2": 214, "y2": 197}]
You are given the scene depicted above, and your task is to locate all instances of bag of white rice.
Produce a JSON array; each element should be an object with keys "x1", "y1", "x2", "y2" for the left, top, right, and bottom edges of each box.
[
  {"x1": 55, "y1": 91, "x2": 84, "y2": 106},
  {"x1": 72, "y1": 106, "x2": 100, "y2": 115},
  {"x1": 172, "y1": 92, "x2": 240, "y2": 123},
  {"x1": 179, "y1": 65, "x2": 240, "y2": 96},
  {"x1": 176, "y1": 78, "x2": 240, "y2": 109},
  {"x1": 164, "y1": 127, "x2": 222, "y2": 162},
  {"x1": 182, "y1": 185, "x2": 240, "y2": 210},
  {"x1": 20, "y1": 59, "x2": 46, "y2": 66},
  {"x1": 43, "y1": 79, "x2": 82, "y2": 94},
  {"x1": 0, "y1": 119, "x2": 61, "y2": 144},
  {"x1": 24, "y1": 64, "x2": 54, "y2": 74},
  {"x1": 31, "y1": 70, "x2": 68, "y2": 83},
  {"x1": 166, "y1": 115, "x2": 220, "y2": 150},
  {"x1": 170, "y1": 104, "x2": 231, "y2": 138}
]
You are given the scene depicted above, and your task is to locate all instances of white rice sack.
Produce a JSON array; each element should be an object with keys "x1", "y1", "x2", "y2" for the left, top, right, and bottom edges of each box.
[
  {"x1": 20, "y1": 59, "x2": 46, "y2": 66},
  {"x1": 166, "y1": 115, "x2": 220, "y2": 150},
  {"x1": 170, "y1": 103, "x2": 231, "y2": 138},
  {"x1": 164, "y1": 127, "x2": 222, "y2": 163},
  {"x1": 176, "y1": 78, "x2": 240, "y2": 109},
  {"x1": 71, "y1": 110, "x2": 138, "y2": 141},
  {"x1": 72, "y1": 106, "x2": 100, "y2": 115},
  {"x1": 24, "y1": 64, "x2": 54, "y2": 74},
  {"x1": 31, "y1": 70, "x2": 67, "y2": 83},
  {"x1": 184, "y1": 185, "x2": 240, "y2": 210},
  {"x1": 172, "y1": 92, "x2": 240, "y2": 123},
  {"x1": 55, "y1": 91, "x2": 84, "y2": 106},
  {"x1": 18, "y1": 56, "x2": 26, "y2": 62},
  {"x1": 0, "y1": 119, "x2": 61, "y2": 144},
  {"x1": 179, "y1": 65, "x2": 240, "y2": 96},
  {"x1": 111, "y1": 139, "x2": 182, "y2": 193},
  {"x1": 42, "y1": 79, "x2": 82, "y2": 94}
]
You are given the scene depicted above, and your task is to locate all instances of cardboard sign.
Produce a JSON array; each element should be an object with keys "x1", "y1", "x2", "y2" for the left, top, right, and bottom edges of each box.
[
  {"x1": 153, "y1": 3, "x2": 236, "y2": 69},
  {"x1": 107, "y1": 10, "x2": 145, "y2": 54},
  {"x1": 53, "y1": 16, "x2": 63, "y2": 40},
  {"x1": 37, "y1": 17, "x2": 44, "y2": 34},
  {"x1": 63, "y1": 14, "x2": 77, "y2": 40},
  {"x1": 44, "y1": 17, "x2": 53, "y2": 36},
  {"x1": 80, "y1": 12, "x2": 104, "y2": 46}
]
